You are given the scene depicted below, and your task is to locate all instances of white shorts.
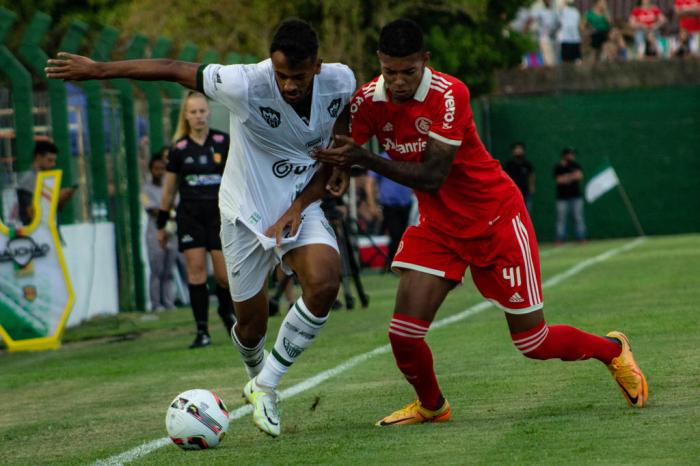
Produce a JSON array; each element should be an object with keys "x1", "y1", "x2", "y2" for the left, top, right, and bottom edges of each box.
[{"x1": 221, "y1": 205, "x2": 339, "y2": 302}]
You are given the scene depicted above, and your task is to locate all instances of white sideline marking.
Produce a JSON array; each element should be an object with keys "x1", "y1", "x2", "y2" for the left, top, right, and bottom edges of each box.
[{"x1": 92, "y1": 237, "x2": 645, "y2": 465}]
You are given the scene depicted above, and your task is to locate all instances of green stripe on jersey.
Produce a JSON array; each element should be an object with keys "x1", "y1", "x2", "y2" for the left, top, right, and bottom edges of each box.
[
  {"x1": 294, "y1": 303, "x2": 325, "y2": 327},
  {"x1": 196, "y1": 64, "x2": 207, "y2": 94},
  {"x1": 272, "y1": 348, "x2": 292, "y2": 367}
]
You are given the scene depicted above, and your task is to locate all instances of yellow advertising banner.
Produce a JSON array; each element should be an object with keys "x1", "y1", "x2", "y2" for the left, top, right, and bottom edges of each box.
[{"x1": 0, "y1": 170, "x2": 75, "y2": 351}]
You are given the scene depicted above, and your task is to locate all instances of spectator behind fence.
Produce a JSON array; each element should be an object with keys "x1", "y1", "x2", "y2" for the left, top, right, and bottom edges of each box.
[
  {"x1": 16, "y1": 141, "x2": 77, "y2": 225},
  {"x1": 553, "y1": 147, "x2": 586, "y2": 244},
  {"x1": 503, "y1": 142, "x2": 536, "y2": 213},
  {"x1": 673, "y1": 27, "x2": 693, "y2": 56},
  {"x1": 531, "y1": 0, "x2": 559, "y2": 66},
  {"x1": 366, "y1": 152, "x2": 414, "y2": 272},
  {"x1": 558, "y1": 0, "x2": 583, "y2": 63},
  {"x1": 142, "y1": 151, "x2": 177, "y2": 311},
  {"x1": 629, "y1": 0, "x2": 667, "y2": 59},
  {"x1": 584, "y1": 0, "x2": 612, "y2": 62},
  {"x1": 675, "y1": 0, "x2": 700, "y2": 55},
  {"x1": 601, "y1": 27, "x2": 630, "y2": 62}
]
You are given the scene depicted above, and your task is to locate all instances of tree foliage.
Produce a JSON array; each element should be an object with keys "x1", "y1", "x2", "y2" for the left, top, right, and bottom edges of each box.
[{"x1": 1, "y1": 0, "x2": 534, "y2": 95}]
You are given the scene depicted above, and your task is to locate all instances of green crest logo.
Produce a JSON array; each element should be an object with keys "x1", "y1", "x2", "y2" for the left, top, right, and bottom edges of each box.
[{"x1": 283, "y1": 337, "x2": 303, "y2": 359}]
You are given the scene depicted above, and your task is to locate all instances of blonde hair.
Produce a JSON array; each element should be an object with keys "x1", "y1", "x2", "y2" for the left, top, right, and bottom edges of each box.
[{"x1": 172, "y1": 91, "x2": 208, "y2": 141}]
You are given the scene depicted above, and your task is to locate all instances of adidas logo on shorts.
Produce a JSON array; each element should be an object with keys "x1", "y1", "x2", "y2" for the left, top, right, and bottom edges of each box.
[{"x1": 509, "y1": 292, "x2": 525, "y2": 303}]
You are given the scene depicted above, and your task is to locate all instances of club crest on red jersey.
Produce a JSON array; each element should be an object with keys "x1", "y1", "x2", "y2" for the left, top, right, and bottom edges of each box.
[{"x1": 415, "y1": 117, "x2": 431, "y2": 134}]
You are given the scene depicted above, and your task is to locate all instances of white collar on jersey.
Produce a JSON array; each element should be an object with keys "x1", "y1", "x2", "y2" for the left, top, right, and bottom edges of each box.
[{"x1": 373, "y1": 67, "x2": 432, "y2": 103}]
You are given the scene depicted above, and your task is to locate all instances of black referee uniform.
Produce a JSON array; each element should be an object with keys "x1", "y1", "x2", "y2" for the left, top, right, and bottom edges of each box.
[
  {"x1": 167, "y1": 128, "x2": 235, "y2": 348},
  {"x1": 167, "y1": 129, "x2": 229, "y2": 252}
]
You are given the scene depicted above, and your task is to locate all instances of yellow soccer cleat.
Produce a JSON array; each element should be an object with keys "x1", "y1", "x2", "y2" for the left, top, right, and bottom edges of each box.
[
  {"x1": 242, "y1": 377, "x2": 281, "y2": 437},
  {"x1": 606, "y1": 331, "x2": 648, "y2": 408},
  {"x1": 376, "y1": 399, "x2": 451, "y2": 426}
]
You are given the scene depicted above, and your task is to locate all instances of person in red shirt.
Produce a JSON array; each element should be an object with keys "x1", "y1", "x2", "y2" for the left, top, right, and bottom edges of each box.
[
  {"x1": 675, "y1": 0, "x2": 700, "y2": 55},
  {"x1": 629, "y1": 0, "x2": 667, "y2": 58},
  {"x1": 314, "y1": 19, "x2": 648, "y2": 425}
]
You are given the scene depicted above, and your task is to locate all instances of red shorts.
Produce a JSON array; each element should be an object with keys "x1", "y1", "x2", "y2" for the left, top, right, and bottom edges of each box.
[{"x1": 392, "y1": 209, "x2": 543, "y2": 314}]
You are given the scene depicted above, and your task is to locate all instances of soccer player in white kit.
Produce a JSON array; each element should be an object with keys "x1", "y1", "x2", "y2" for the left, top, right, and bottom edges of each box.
[{"x1": 46, "y1": 18, "x2": 356, "y2": 437}]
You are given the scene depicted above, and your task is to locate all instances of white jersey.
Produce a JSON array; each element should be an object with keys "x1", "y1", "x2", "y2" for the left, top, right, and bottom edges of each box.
[{"x1": 200, "y1": 59, "x2": 355, "y2": 246}]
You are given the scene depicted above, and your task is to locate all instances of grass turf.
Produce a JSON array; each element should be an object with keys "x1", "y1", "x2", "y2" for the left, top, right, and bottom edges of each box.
[{"x1": 1, "y1": 235, "x2": 698, "y2": 465}]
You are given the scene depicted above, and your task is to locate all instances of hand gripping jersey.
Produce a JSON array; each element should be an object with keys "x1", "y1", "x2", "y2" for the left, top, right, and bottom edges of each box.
[
  {"x1": 350, "y1": 68, "x2": 521, "y2": 239},
  {"x1": 199, "y1": 60, "x2": 356, "y2": 241}
]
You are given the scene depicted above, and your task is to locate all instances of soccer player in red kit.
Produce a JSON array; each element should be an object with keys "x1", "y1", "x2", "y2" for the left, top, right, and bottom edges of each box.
[{"x1": 315, "y1": 19, "x2": 648, "y2": 425}]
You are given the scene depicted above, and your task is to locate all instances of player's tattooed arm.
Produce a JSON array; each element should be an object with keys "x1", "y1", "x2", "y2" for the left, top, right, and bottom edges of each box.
[
  {"x1": 314, "y1": 135, "x2": 457, "y2": 194},
  {"x1": 46, "y1": 52, "x2": 199, "y2": 89}
]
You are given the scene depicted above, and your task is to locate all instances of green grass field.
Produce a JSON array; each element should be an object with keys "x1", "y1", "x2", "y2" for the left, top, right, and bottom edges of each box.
[{"x1": 1, "y1": 235, "x2": 699, "y2": 465}]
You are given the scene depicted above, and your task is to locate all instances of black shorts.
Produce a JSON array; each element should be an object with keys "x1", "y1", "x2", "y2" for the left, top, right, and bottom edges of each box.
[
  {"x1": 561, "y1": 43, "x2": 582, "y2": 62},
  {"x1": 175, "y1": 200, "x2": 222, "y2": 252},
  {"x1": 591, "y1": 30, "x2": 609, "y2": 50}
]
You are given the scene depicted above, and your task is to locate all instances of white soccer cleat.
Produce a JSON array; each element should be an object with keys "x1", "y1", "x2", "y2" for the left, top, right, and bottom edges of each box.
[{"x1": 242, "y1": 377, "x2": 281, "y2": 437}]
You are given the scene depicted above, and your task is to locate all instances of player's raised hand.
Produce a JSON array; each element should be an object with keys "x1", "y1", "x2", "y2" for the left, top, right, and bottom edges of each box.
[
  {"x1": 45, "y1": 52, "x2": 99, "y2": 81},
  {"x1": 313, "y1": 135, "x2": 365, "y2": 167}
]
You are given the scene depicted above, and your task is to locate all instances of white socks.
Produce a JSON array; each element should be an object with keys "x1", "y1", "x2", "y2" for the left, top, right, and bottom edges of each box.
[
  {"x1": 256, "y1": 297, "x2": 328, "y2": 389},
  {"x1": 230, "y1": 323, "x2": 266, "y2": 379}
]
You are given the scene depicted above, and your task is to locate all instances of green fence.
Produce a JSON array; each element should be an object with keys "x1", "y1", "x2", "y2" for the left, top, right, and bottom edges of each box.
[
  {"x1": 0, "y1": 8, "x2": 252, "y2": 311},
  {"x1": 480, "y1": 85, "x2": 700, "y2": 242}
]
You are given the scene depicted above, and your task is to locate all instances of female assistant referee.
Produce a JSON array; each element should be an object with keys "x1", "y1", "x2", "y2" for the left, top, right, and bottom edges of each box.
[{"x1": 156, "y1": 91, "x2": 235, "y2": 348}]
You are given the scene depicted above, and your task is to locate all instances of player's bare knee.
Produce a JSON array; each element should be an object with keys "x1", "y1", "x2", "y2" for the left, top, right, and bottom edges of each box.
[{"x1": 302, "y1": 279, "x2": 338, "y2": 315}]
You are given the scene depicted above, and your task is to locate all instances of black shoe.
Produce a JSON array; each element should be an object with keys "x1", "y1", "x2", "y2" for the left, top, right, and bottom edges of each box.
[
  {"x1": 360, "y1": 294, "x2": 370, "y2": 308},
  {"x1": 189, "y1": 332, "x2": 211, "y2": 349},
  {"x1": 268, "y1": 298, "x2": 280, "y2": 317},
  {"x1": 331, "y1": 299, "x2": 343, "y2": 310},
  {"x1": 345, "y1": 295, "x2": 355, "y2": 310}
]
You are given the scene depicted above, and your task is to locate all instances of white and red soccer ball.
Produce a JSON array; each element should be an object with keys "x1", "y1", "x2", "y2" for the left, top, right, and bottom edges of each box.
[{"x1": 165, "y1": 389, "x2": 230, "y2": 450}]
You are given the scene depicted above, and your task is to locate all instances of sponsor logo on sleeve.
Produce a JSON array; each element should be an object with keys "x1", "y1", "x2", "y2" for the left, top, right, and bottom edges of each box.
[
  {"x1": 260, "y1": 107, "x2": 281, "y2": 128},
  {"x1": 442, "y1": 89, "x2": 456, "y2": 129},
  {"x1": 212, "y1": 133, "x2": 225, "y2": 143},
  {"x1": 176, "y1": 139, "x2": 188, "y2": 150}
]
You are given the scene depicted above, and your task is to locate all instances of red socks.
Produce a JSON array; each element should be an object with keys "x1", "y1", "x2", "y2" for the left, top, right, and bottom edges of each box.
[
  {"x1": 511, "y1": 320, "x2": 621, "y2": 364},
  {"x1": 388, "y1": 313, "x2": 443, "y2": 410}
]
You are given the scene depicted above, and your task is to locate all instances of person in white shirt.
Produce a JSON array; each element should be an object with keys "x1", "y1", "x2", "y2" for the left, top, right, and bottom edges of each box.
[
  {"x1": 531, "y1": 0, "x2": 559, "y2": 65},
  {"x1": 46, "y1": 18, "x2": 355, "y2": 438},
  {"x1": 558, "y1": 0, "x2": 583, "y2": 63}
]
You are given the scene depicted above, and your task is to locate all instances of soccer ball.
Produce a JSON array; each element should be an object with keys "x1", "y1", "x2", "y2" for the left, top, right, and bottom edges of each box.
[{"x1": 165, "y1": 389, "x2": 230, "y2": 450}]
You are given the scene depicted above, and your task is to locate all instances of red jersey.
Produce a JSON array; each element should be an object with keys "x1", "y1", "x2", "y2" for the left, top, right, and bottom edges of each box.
[
  {"x1": 350, "y1": 68, "x2": 521, "y2": 239},
  {"x1": 676, "y1": 0, "x2": 700, "y2": 32},
  {"x1": 631, "y1": 6, "x2": 662, "y2": 29}
]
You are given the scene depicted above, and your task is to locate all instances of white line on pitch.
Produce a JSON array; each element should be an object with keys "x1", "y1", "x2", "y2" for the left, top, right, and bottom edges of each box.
[{"x1": 92, "y1": 237, "x2": 645, "y2": 466}]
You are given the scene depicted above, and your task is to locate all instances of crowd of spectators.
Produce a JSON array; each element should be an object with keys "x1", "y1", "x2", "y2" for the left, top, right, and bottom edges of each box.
[{"x1": 512, "y1": 0, "x2": 700, "y2": 66}]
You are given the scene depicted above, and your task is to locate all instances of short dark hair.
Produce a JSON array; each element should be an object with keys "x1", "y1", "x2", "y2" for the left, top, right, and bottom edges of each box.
[
  {"x1": 33, "y1": 140, "x2": 58, "y2": 158},
  {"x1": 561, "y1": 147, "x2": 576, "y2": 156},
  {"x1": 511, "y1": 142, "x2": 525, "y2": 150},
  {"x1": 269, "y1": 18, "x2": 319, "y2": 66},
  {"x1": 378, "y1": 19, "x2": 424, "y2": 57},
  {"x1": 149, "y1": 151, "x2": 165, "y2": 169}
]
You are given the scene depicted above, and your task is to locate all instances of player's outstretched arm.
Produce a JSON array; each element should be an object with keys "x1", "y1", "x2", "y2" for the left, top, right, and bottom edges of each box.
[
  {"x1": 315, "y1": 135, "x2": 457, "y2": 194},
  {"x1": 45, "y1": 52, "x2": 199, "y2": 90}
]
